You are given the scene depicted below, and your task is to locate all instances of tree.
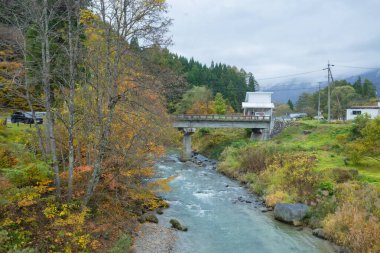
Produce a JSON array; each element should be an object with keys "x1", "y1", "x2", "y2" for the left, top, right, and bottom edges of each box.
[
  {"x1": 176, "y1": 86, "x2": 212, "y2": 114},
  {"x1": 346, "y1": 116, "x2": 380, "y2": 164},
  {"x1": 287, "y1": 99, "x2": 294, "y2": 111},
  {"x1": 247, "y1": 72, "x2": 258, "y2": 92},
  {"x1": 362, "y1": 79, "x2": 376, "y2": 98},
  {"x1": 274, "y1": 104, "x2": 291, "y2": 116},
  {"x1": 353, "y1": 77, "x2": 362, "y2": 95},
  {"x1": 82, "y1": 0, "x2": 171, "y2": 205},
  {"x1": 214, "y1": 92, "x2": 227, "y2": 115},
  {"x1": 330, "y1": 85, "x2": 358, "y2": 120},
  {"x1": 296, "y1": 92, "x2": 316, "y2": 115}
]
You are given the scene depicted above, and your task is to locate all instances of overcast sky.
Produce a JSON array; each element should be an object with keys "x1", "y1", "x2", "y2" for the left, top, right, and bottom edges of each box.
[{"x1": 166, "y1": 0, "x2": 380, "y2": 87}]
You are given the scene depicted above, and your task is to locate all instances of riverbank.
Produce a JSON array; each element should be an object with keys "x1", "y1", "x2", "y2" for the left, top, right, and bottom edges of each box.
[
  {"x1": 192, "y1": 121, "x2": 380, "y2": 253},
  {"x1": 132, "y1": 223, "x2": 176, "y2": 253}
]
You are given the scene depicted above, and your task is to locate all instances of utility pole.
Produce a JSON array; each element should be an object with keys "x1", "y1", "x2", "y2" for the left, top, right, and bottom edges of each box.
[
  {"x1": 318, "y1": 82, "x2": 321, "y2": 119},
  {"x1": 323, "y1": 62, "x2": 334, "y2": 122}
]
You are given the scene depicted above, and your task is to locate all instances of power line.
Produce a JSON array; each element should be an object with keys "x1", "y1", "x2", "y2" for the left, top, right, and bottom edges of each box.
[
  {"x1": 256, "y1": 69, "x2": 323, "y2": 81},
  {"x1": 334, "y1": 65, "x2": 380, "y2": 70}
]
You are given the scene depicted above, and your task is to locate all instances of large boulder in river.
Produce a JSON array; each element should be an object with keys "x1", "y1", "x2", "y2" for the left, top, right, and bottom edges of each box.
[
  {"x1": 170, "y1": 219, "x2": 188, "y2": 231},
  {"x1": 274, "y1": 203, "x2": 309, "y2": 225}
]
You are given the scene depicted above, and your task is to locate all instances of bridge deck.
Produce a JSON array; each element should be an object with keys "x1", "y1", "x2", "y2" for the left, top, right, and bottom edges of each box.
[
  {"x1": 174, "y1": 114, "x2": 271, "y2": 122},
  {"x1": 173, "y1": 114, "x2": 272, "y2": 129}
]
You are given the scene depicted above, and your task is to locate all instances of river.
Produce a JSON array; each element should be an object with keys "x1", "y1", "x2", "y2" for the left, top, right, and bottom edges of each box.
[{"x1": 154, "y1": 153, "x2": 334, "y2": 253}]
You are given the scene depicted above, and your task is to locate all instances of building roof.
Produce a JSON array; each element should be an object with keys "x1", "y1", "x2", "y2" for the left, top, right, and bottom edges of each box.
[
  {"x1": 244, "y1": 92, "x2": 273, "y2": 102},
  {"x1": 348, "y1": 106, "x2": 380, "y2": 109},
  {"x1": 242, "y1": 102, "x2": 275, "y2": 109}
]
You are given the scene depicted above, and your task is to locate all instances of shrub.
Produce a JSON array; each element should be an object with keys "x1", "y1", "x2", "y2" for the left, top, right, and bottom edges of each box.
[
  {"x1": 265, "y1": 154, "x2": 319, "y2": 202},
  {"x1": 324, "y1": 204, "x2": 380, "y2": 253},
  {"x1": 318, "y1": 181, "x2": 335, "y2": 195},
  {"x1": 323, "y1": 182, "x2": 380, "y2": 253},
  {"x1": 308, "y1": 197, "x2": 337, "y2": 228},
  {"x1": 0, "y1": 146, "x2": 17, "y2": 168},
  {"x1": 198, "y1": 127, "x2": 210, "y2": 136},
  {"x1": 3, "y1": 161, "x2": 52, "y2": 187},
  {"x1": 240, "y1": 147, "x2": 268, "y2": 174},
  {"x1": 328, "y1": 168, "x2": 358, "y2": 183},
  {"x1": 265, "y1": 191, "x2": 291, "y2": 207},
  {"x1": 109, "y1": 233, "x2": 131, "y2": 253}
]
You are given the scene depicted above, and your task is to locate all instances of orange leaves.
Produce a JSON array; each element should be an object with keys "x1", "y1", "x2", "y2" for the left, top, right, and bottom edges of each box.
[
  {"x1": 76, "y1": 165, "x2": 93, "y2": 173},
  {"x1": 0, "y1": 61, "x2": 22, "y2": 72},
  {"x1": 16, "y1": 189, "x2": 40, "y2": 208}
]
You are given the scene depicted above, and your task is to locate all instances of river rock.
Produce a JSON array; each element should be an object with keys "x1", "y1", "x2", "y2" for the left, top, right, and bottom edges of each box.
[
  {"x1": 274, "y1": 203, "x2": 309, "y2": 225},
  {"x1": 170, "y1": 219, "x2": 188, "y2": 232},
  {"x1": 260, "y1": 207, "x2": 272, "y2": 213},
  {"x1": 312, "y1": 228, "x2": 327, "y2": 240},
  {"x1": 138, "y1": 213, "x2": 159, "y2": 224}
]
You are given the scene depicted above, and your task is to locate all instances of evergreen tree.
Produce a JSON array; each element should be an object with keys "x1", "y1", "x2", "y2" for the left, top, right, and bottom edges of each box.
[
  {"x1": 214, "y1": 92, "x2": 227, "y2": 115},
  {"x1": 362, "y1": 79, "x2": 376, "y2": 98},
  {"x1": 287, "y1": 99, "x2": 294, "y2": 111},
  {"x1": 247, "y1": 72, "x2": 257, "y2": 92},
  {"x1": 353, "y1": 77, "x2": 362, "y2": 95}
]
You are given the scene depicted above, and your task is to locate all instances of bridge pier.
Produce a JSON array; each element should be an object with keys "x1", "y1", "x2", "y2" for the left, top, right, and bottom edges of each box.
[
  {"x1": 180, "y1": 128, "x2": 196, "y2": 161},
  {"x1": 251, "y1": 128, "x2": 270, "y2": 141}
]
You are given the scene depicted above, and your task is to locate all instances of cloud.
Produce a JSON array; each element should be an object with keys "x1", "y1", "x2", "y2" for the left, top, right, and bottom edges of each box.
[{"x1": 166, "y1": 0, "x2": 380, "y2": 87}]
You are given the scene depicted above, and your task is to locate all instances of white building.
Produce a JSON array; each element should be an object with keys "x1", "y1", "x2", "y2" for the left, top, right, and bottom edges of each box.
[
  {"x1": 242, "y1": 92, "x2": 275, "y2": 117},
  {"x1": 346, "y1": 102, "x2": 380, "y2": 121}
]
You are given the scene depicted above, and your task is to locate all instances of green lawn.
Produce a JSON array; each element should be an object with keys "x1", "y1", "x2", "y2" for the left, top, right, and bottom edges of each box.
[
  {"x1": 199, "y1": 120, "x2": 380, "y2": 187},
  {"x1": 273, "y1": 120, "x2": 380, "y2": 187}
]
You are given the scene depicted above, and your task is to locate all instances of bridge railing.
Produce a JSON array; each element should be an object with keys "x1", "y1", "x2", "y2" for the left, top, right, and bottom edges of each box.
[{"x1": 173, "y1": 114, "x2": 271, "y2": 121}]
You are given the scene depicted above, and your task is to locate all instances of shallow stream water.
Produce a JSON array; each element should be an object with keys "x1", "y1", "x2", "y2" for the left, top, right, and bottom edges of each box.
[{"x1": 155, "y1": 154, "x2": 334, "y2": 253}]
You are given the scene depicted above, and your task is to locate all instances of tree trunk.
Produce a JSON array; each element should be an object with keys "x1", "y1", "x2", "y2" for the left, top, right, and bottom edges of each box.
[{"x1": 42, "y1": 0, "x2": 61, "y2": 198}]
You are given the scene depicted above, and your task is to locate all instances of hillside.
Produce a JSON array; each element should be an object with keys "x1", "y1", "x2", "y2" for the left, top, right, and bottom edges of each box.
[{"x1": 264, "y1": 69, "x2": 380, "y2": 103}]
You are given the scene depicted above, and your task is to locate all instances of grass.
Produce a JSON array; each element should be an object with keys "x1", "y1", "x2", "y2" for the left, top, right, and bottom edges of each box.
[{"x1": 195, "y1": 120, "x2": 380, "y2": 187}]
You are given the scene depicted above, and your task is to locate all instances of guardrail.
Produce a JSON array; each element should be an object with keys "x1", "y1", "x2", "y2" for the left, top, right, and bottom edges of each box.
[{"x1": 173, "y1": 114, "x2": 271, "y2": 121}]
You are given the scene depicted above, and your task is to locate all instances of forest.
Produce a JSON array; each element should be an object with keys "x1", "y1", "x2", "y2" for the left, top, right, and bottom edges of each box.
[
  {"x1": 0, "y1": 0, "x2": 260, "y2": 251},
  {"x1": 0, "y1": 0, "x2": 179, "y2": 251}
]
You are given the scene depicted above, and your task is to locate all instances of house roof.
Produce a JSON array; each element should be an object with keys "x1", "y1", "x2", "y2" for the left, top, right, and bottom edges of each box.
[
  {"x1": 348, "y1": 106, "x2": 380, "y2": 109},
  {"x1": 242, "y1": 102, "x2": 275, "y2": 109},
  {"x1": 244, "y1": 92, "x2": 273, "y2": 102}
]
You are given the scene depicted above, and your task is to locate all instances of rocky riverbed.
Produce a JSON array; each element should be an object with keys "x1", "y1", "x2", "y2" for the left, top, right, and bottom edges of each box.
[{"x1": 132, "y1": 223, "x2": 176, "y2": 253}]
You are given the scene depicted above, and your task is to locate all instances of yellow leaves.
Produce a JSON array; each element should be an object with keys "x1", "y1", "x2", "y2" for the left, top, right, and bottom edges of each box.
[
  {"x1": 80, "y1": 9, "x2": 100, "y2": 25},
  {"x1": 122, "y1": 167, "x2": 156, "y2": 179},
  {"x1": 1, "y1": 218, "x2": 14, "y2": 227},
  {"x1": 91, "y1": 239, "x2": 101, "y2": 250},
  {"x1": 0, "y1": 61, "x2": 22, "y2": 71},
  {"x1": 150, "y1": 175, "x2": 176, "y2": 193},
  {"x1": 16, "y1": 189, "x2": 40, "y2": 208},
  {"x1": 265, "y1": 191, "x2": 291, "y2": 207},
  {"x1": 43, "y1": 203, "x2": 59, "y2": 219},
  {"x1": 17, "y1": 199, "x2": 37, "y2": 208},
  {"x1": 77, "y1": 234, "x2": 91, "y2": 249}
]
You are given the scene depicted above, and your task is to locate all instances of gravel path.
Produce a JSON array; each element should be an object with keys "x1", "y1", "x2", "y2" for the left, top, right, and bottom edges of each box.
[{"x1": 132, "y1": 223, "x2": 176, "y2": 253}]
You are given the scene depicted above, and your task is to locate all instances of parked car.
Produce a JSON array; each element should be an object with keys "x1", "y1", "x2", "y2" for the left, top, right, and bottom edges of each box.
[
  {"x1": 11, "y1": 111, "x2": 43, "y2": 124},
  {"x1": 313, "y1": 115, "x2": 325, "y2": 120}
]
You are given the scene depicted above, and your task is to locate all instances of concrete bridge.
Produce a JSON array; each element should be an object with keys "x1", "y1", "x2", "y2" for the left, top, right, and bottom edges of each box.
[{"x1": 173, "y1": 114, "x2": 273, "y2": 160}]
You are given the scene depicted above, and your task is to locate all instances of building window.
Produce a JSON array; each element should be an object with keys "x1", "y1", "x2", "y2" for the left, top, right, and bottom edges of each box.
[{"x1": 352, "y1": 111, "x2": 361, "y2": 115}]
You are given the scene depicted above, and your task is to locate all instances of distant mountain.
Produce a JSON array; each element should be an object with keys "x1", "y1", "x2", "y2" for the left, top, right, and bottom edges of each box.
[{"x1": 263, "y1": 70, "x2": 380, "y2": 103}]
